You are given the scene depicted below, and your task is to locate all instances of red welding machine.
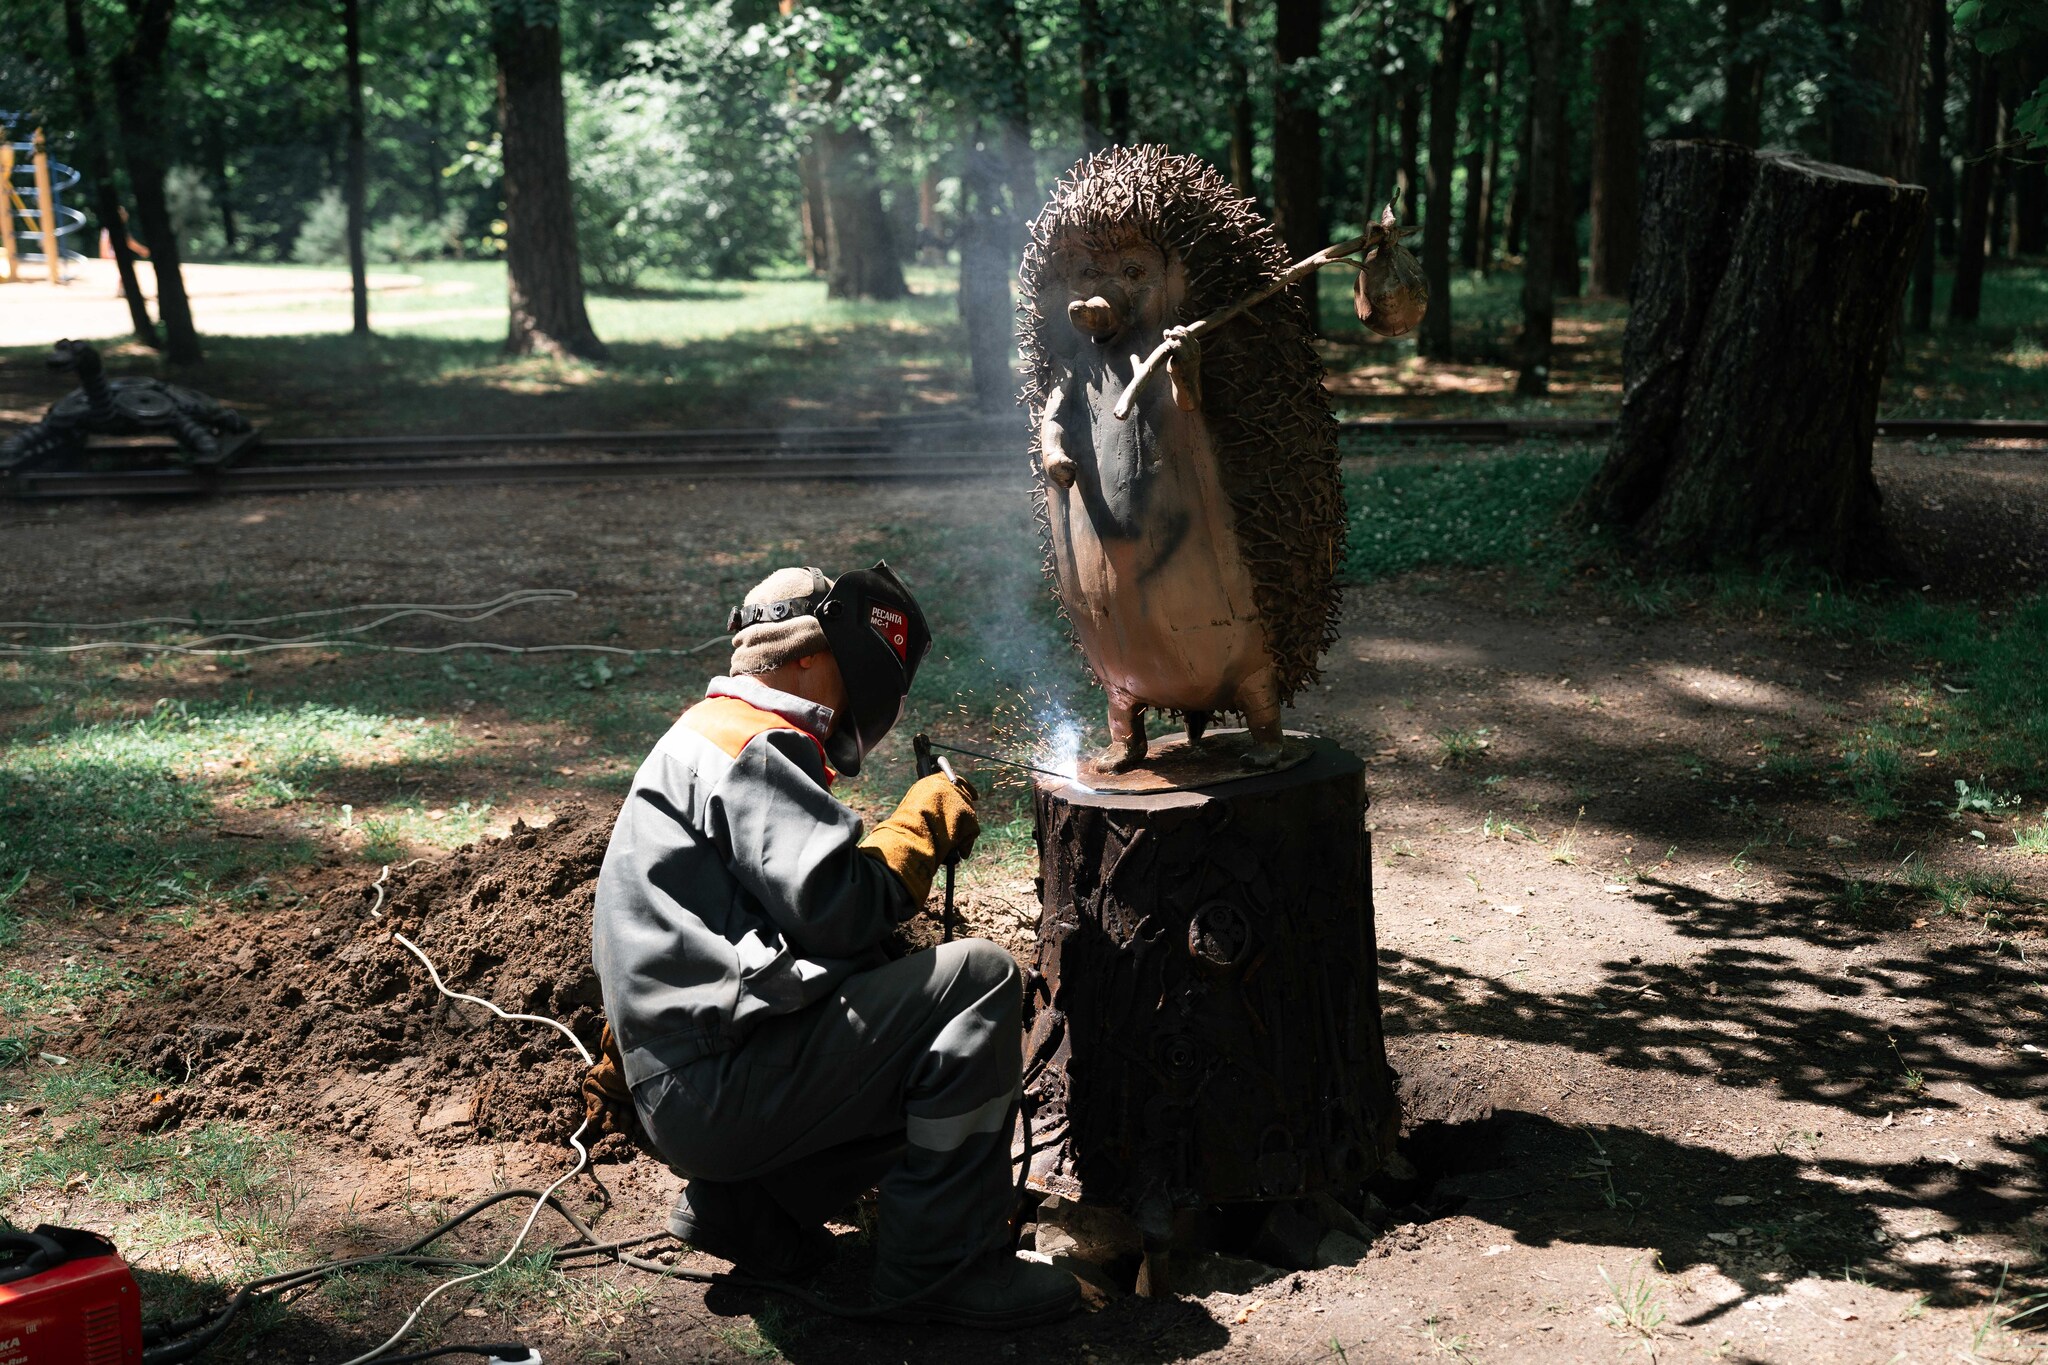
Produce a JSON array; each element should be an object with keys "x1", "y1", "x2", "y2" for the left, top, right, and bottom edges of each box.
[{"x1": 0, "y1": 1225, "x2": 144, "y2": 1365}]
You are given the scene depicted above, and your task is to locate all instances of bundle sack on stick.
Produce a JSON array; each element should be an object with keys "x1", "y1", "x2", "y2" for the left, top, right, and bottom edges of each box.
[{"x1": 1020, "y1": 145, "x2": 1424, "y2": 770}]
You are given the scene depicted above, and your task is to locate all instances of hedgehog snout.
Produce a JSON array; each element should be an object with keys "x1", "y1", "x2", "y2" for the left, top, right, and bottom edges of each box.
[{"x1": 1067, "y1": 296, "x2": 1123, "y2": 343}]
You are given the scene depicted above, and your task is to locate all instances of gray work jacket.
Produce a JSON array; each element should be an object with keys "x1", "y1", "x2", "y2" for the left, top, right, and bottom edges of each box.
[{"x1": 592, "y1": 675, "x2": 915, "y2": 1088}]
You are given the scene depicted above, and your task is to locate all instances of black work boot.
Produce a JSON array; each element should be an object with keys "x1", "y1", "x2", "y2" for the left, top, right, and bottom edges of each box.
[
  {"x1": 872, "y1": 1249, "x2": 1082, "y2": 1329},
  {"x1": 668, "y1": 1179, "x2": 836, "y2": 1281}
]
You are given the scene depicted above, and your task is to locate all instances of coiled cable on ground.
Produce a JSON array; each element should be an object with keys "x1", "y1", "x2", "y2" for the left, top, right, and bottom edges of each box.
[{"x1": 0, "y1": 588, "x2": 729, "y2": 659}]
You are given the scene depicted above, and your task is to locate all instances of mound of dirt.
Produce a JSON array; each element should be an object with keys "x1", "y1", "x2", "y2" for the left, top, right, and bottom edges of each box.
[{"x1": 106, "y1": 805, "x2": 616, "y2": 1155}]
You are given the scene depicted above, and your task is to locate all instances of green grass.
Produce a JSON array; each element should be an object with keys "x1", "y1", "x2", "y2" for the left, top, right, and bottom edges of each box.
[
  {"x1": 1340, "y1": 445, "x2": 1603, "y2": 583},
  {"x1": 0, "y1": 957, "x2": 135, "y2": 1019},
  {"x1": 0, "y1": 698, "x2": 458, "y2": 908},
  {"x1": 1, "y1": 263, "x2": 974, "y2": 440},
  {"x1": 2016, "y1": 809, "x2": 2048, "y2": 854}
]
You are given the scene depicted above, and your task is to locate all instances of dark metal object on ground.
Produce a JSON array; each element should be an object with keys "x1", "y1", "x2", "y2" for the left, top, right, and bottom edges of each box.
[
  {"x1": 1023, "y1": 738, "x2": 1396, "y2": 1293},
  {"x1": 0, "y1": 340, "x2": 257, "y2": 474}
]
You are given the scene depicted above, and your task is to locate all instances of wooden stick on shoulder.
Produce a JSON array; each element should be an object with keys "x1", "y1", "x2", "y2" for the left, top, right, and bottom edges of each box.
[{"x1": 1111, "y1": 218, "x2": 1419, "y2": 421}]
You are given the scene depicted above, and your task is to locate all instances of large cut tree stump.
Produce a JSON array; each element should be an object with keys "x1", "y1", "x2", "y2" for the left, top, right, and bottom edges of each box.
[
  {"x1": 1022, "y1": 737, "x2": 1397, "y2": 1247},
  {"x1": 1579, "y1": 141, "x2": 1927, "y2": 573}
]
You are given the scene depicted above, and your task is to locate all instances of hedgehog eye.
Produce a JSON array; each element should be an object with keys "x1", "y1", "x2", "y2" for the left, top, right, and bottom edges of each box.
[
  {"x1": 1080, "y1": 266, "x2": 1103, "y2": 280},
  {"x1": 1122, "y1": 263, "x2": 1145, "y2": 280}
]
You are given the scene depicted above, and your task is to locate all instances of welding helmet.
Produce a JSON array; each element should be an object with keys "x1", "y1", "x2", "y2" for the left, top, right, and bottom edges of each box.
[
  {"x1": 817, "y1": 563, "x2": 929, "y2": 775},
  {"x1": 728, "y1": 562, "x2": 929, "y2": 777}
]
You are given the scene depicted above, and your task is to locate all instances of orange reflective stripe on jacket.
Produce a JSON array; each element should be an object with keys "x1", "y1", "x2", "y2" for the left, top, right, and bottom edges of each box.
[{"x1": 681, "y1": 695, "x2": 835, "y2": 783}]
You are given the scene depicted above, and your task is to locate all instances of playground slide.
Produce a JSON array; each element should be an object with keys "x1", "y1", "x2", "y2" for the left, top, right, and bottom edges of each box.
[{"x1": 2, "y1": 113, "x2": 89, "y2": 282}]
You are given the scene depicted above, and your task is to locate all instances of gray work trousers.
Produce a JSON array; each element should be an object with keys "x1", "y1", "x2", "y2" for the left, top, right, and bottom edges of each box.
[{"x1": 632, "y1": 938, "x2": 1022, "y2": 1272}]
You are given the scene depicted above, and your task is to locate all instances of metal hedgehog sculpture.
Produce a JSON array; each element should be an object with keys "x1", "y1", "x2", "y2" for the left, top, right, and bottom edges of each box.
[{"x1": 1021, "y1": 145, "x2": 1425, "y2": 772}]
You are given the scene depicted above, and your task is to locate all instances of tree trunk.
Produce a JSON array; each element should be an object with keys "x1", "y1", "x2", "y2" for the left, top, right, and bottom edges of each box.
[
  {"x1": 1515, "y1": 0, "x2": 1564, "y2": 395},
  {"x1": 495, "y1": 9, "x2": 606, "y2": 360},
  {"x1": 1949, "y1": 49, "x2": 1995, "y2": 324},
  {"x1": 1271, "y1": 0, "x2": 1326, "y2": 323},
  {"x1": 818, "y1": 125, "x2": 906, "y2": 301},
  {"x1": 1023, "y1": 740, "x2": 1397, "y2": 1226},
  {"x1": 343, "y1": 0, "x2": 370, "y2": 338},
  {"x1": 958, "y1": 123, "x2": 1015, "y2": 413},
  {"x1": 62, "y1": 0, "x2": 157, "y2": 348},
  {"x1": 1720, "y1": 0, "x2": 1770, "y2": 146},
  {"x1": 1583, "y1": 145, "x2": 1924, "y2": 573},
  {"x1": 1080, "y1": 0, "x2": 1106, "y2": 150},
  {"x1": 1832, "y1": 0, "x2": 1930, "y2": 180},
  {"x1": 1580, "y1": 140, "x2": 1758, "y2": 530},
  {"x1": 1504, "y1": 106, "x2": 1528, "y2": 257},
  {"x1": 1362, "y1": 87, "x2": 1383, "y2": 219},
  {"x1": 1477, "y1": 43, "x2": 1503, "y2": 272},
  {"x1": 1419, "y1": 0, "x2": 1475, "y2": 358},
  {"x1": 1459, "y1": 67, "x2": 1488, "y2": 271},
  {"x1": 2003, "y1": 53, "x2": 2046, "y2": 255},
  {"x1": 1909, "y1": 2, "x2": 1944, "y2": 333},
  {"x1": 108, "y1": 0, "x2": 200, "y2": 365},
  {"x1": 798, "y1": 146, "x2": 829, "y2": 273},
  {"x1": 1394, "y1": 85, "x2": 1422, "y2": 220},
  {"x1": 1552, "y1": 5, "x2": 1581, "y2": 298},
  {"x1": 1588, "y1": 0, "x2": 1644, "y2": 296},
  {"x1": 1226, "y1": 0, "x2": 1255, "y2": 197},
  {"x1": 203, "y1": 118, "x2": 236, "y2": 253}
]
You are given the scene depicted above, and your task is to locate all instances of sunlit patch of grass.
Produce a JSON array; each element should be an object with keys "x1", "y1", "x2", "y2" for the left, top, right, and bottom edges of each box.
[
  {"x1": 2015, "y1": 809, "x2": 2048, "y2": 854},
  {"x1": 1902, "y1": 855, "x2": 2022, "y2": 922},
  {"x1": 467, "y1": 1250, "x2": 654, "y2": 1334},
  {"x1": 0, "y1": 956, "x2": 136, "y2": 1020},
  {"x1": 318, "y1": 1260, "x2": 434, "y2": 1324},
  {"x1": 354, "y1": 797, "x2": 496, "y2": 862},
  {"x1": 1599, "y1": 1261, "x2": 1668, "y2": 1343},
  {"x1": 0, "y1": 698, "x2": 458, "y2": 906},
  {"x1": 1435, "y1": 727, "x2": 1491, "y2": 765}
]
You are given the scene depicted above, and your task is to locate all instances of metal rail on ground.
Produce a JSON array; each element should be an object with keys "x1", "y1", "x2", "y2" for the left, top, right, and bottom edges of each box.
[{"x1": 3, "y1": 415, "x2": 2040, "y2": 500}]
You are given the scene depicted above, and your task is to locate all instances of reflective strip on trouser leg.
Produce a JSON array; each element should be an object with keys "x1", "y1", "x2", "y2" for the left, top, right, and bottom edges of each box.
[
  {"x1": 904, "y1": 1087, "x2": 1017, "y2": 1153},
  {"x1": 879, "y1": 940, "x2": 1022, "y2": 1269}
]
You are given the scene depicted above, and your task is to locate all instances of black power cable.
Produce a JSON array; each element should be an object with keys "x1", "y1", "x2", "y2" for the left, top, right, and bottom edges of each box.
[{"x1": 142, "y1": 1091, "x2": 1050, "y2": 1358}]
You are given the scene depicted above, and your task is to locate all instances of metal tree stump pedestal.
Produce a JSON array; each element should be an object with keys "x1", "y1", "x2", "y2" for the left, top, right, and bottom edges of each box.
[{"x1": 1023, "y1": 735, "x2": 1396, "y2": 1294}]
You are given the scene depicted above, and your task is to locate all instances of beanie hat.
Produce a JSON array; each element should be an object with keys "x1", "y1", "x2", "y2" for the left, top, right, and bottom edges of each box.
[{"x1": 728, "y1": 566, "x2": 831, "y2": 676}]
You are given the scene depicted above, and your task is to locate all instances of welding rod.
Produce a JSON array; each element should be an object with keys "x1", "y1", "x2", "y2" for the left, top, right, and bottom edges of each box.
[{"x1": 924, "y1": 738, "x2": 1073, "y2": 783}]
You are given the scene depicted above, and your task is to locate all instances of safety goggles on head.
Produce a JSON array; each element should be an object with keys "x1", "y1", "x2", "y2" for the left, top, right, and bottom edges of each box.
[{"x1": 727, "y1": 567, "x2": 832, "y2": 634}]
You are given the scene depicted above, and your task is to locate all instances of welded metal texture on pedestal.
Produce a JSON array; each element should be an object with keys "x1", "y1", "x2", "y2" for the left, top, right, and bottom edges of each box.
[{"x1": 1023, "y1": 736, "x2": 1395, "y2": 1234}]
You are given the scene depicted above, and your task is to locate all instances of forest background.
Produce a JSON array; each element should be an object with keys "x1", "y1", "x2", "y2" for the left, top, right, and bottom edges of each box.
[{"x1": 2, "y1": 0, "x2": 2045, "y2": 395}]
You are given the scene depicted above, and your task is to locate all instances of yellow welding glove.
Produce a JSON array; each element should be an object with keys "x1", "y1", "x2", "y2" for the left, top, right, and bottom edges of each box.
[{"x1": 859, "y1": 773, "x2": 980, "y2": 909}]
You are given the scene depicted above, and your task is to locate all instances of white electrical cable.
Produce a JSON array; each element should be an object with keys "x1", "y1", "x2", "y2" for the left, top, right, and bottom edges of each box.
[
  {"x1": 0, "y1": 589, "x2": 576, "y2": 632},
  {"x1": 0, "y1": 635, "x2": 727, "y2": 659},
  {"x1": 336, "y1": 1116, "x2": 591, "y2": 1365},
  {"x1": 331, "y1": 878, "x2": 598, "y2": 1365},
  {"x1": 0, "y1": 587, "x2": 730, "y2": 659},
  {"x1": 388, "y1": 928, "x2": 594, "y2": 1069}
]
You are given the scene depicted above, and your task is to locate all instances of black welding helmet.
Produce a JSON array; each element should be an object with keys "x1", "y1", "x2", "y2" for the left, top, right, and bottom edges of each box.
[{"x1": 815, "y1": 562, "x2": 931, "y2": 776}]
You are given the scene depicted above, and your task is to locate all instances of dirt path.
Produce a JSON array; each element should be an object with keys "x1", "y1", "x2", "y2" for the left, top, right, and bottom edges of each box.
[{"x1": 3, "y1": 450, "x2": 2044, "y2": 1363}]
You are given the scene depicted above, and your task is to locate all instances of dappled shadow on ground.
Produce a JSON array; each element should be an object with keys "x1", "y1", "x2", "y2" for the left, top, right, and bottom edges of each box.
[
  {"x1": 1415, "y1": 1108, "x2": 2043, "y2": 1315},
  {"x1": 1382, "y1": 873, "x2": 2043, "y2": 1123}
]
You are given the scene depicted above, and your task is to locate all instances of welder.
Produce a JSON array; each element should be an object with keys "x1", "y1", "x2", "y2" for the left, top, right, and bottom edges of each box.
[{"x1": 586, "y1": 563, "x2": 1080, "y2": 1329}]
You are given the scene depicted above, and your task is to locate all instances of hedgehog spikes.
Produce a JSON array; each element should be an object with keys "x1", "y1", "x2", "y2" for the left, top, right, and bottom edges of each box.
[{"x1": 1019, "y1": 145, "x2": 1425, "y2": 772}]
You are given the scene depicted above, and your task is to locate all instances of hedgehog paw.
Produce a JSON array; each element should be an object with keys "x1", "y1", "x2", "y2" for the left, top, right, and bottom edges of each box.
[
  {"x1": 1096, "y1": 738, "x2": 1148, "y2": 773},
  {"x1": 1242, "y1": 741, "x2": 1290, "y2": 770}
]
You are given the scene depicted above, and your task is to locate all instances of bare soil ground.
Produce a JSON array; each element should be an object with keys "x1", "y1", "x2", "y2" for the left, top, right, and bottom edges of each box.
[{"x1": 3, "y1": 446, "x2": 2045, "y2": 1364}]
